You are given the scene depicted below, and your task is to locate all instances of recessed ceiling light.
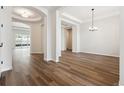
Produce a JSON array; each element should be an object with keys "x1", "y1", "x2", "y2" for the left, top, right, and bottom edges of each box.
[
  {"x1": 21, "y1": 12, "x2": 29, "y2": 18},
  {"x1": 14, "y1": 8, "x2": 34, "y2": 18},
  {"x1": 13, "y1": 7, "x2": 42, "y2": 22}
]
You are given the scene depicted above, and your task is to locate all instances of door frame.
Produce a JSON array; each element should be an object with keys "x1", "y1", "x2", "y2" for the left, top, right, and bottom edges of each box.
[{"x1": 56, "y1": 16, "x2": 80, "y2": 62}]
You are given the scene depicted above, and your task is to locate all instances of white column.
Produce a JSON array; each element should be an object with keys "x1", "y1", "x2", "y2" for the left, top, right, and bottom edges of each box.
[
  {"x1": 56, "y1": 10, "x2": 62, "y2": 62},
  {"x1": 72, "y1": 25, "x2": 80, "y2": 53},
  {"x1": 43, "y1": 16, "x2": 52, "y2": 61},
  {"x1": 45, "y1": 10, "x2": 57, "y2": 62},
  {"x1": 46, "y1": 10, "x2": 62, "y2": 62},
  {"x1": 61, "y1": 27, "x2": 66, "y2": 51}
]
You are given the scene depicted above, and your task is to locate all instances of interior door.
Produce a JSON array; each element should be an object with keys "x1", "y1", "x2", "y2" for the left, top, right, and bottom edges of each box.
[{"x1": 0, "y1": 6, "x2": 12, "y2": 73}]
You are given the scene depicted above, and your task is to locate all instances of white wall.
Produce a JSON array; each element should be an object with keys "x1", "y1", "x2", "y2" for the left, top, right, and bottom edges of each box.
[
  {"x1": 120, "y1": 7, "x2": 124, "y2": 85},
  {"x1": 0, "y1": 7, "x2": 13, "y2": 73},
  {"x1": 80, "y1": 15, "x2": 120, "y2": 57}
]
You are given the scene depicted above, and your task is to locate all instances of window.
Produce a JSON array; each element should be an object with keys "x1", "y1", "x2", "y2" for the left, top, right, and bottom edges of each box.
[{"x1": 15, "y1": 33, "x2": 30, "y2": 48}]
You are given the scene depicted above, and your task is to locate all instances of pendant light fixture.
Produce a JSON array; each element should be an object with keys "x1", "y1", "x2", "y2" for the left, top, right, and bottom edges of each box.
[{"x1": 89, "y1": 8, "x2": 98, "y2": 31}]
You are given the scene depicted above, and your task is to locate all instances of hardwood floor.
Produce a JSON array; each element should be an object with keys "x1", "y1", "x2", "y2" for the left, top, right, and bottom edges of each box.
[{"x1": 0, "y1": 49, "x2": 119, "y2": 86}]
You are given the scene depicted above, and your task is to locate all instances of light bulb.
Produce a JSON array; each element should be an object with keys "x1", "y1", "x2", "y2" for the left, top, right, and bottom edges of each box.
[{"x1": 89, "y1": 26, "x2": 98, "y2": 31}]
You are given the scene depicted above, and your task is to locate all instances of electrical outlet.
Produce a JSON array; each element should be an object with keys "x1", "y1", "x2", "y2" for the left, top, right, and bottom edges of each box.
[
  {"x1": 1, "y1": 24, "x2": 3, "y2": 27},
  {"x1": 1, "y1": 61, "x2": 3, "y2": 64},
  {"x1": 1, "y1": 6, "x2": 3, "y2": 9}
]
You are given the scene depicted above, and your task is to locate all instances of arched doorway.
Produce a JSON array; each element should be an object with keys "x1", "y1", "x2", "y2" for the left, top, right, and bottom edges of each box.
[
  {"x1": 12, "y1": 6, "x2": 49, "y2": 61},
  {"x1": 0, "y1": 6, "x2": 49, "y2": 75}
]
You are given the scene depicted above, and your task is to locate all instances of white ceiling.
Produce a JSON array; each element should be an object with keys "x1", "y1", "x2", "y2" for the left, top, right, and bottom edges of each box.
[
  {"x1": 12, "y1": 6, "x2": 61, "y2": 22},
  {"x1": 42, "y1": 6, "x2": 61, "y2": 11},
  {"x1": 61, "y1": 6, "x2": 120, "y2": 22},
  {"x1": 12, "y1": 6, "x2": 120, "y2": 23},
  {"x1": 13, "y1": 6, "x2": 43, "y2": 22}
]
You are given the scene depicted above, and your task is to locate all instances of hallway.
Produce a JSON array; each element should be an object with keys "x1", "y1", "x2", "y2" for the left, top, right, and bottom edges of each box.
[{"x1": 0, "y1": 49, "x2": 119, "y2": 86}]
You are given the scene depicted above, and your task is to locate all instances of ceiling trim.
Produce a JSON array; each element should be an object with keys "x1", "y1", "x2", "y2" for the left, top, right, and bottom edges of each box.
[
  {"x1": 61, "y1": 18, "x2": 80, "y2": 26},
  {"x1": 12, "y1": 14, "x2": 42, "y2": 22},
  {"x1": 61, "y1": 24, "x2": 72, "y2": 29},
  {"x1": 12, "y1": 6, "x2": 48, "y2": 23},
  {"x1": 82, "y1": 11, "x2": 120, "y2": 23},
  {"x1": 12, "y1": 26, "x2": 31, "y2": 31},
  {"x1": 62, "y1": 12, "x2": 82, "y2": 23}
]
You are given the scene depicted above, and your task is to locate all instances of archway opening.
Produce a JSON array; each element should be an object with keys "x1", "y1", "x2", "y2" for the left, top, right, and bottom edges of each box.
[
  {"x1": 12, "y1": 6, "x2": 48, "y2": 61},
  {"x1": 12, "y1": 22, "x2": 31, "y2": 55}
]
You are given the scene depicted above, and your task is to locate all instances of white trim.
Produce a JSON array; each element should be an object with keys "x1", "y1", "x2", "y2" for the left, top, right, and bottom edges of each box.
[
  {"x1": 79, "y1": 51, "x2": 119, "y2": 58},
  {"x1": 0, "y1": 66, "x2": 12, "y2": 73},
  {"x1": 30, "y1": 52, "x2": 43, "y2": 54},
  {"x1": 12, "y1": 14, "x2": 42, "y2": 22},
  {"x1": 119, "y1": 80, "x2": 124, "y2": 86},
  {"x1": 33, "y1": 6, "x2": 48, "y2": 16},
  {"x1": 82, "y1": 11, "x2": 120, "y2": 23},
  {"x1": 44, "y1": 58, "x2": 59, "y2": 63},
  {"x1": 12, "y1": 26, "x2": 31, "y2": 31},
  {"x1": 61, "y1": 18, "x2": 80, "y2": 26},
  {"x1": 53, "y1": 59, "x2": 59, "y2": 62},
  {"x1": 62, "y1": 12, "x2": 82, "y2": 23},
  {"x1": 44, "y1": 58, "x2": 52, "y2": 62}
]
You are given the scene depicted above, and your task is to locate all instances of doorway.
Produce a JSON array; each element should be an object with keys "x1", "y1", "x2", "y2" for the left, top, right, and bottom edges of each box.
[
  {"x1": 66, "y1": 28, "x2": 72, "y2": 51},
  {"x1": 0, "y1": 6, "x2": 49, "y2": 77},
  {"x1": 12, "y1": 6, "x2": 47, "y2": 56},
  {"x1": 56, "y1": 18, "x2": 80, "y2": 62},
  {"x1": 61, "y1": 27, "x2": 72, "y2": 52},
  {"x1": 12, "y1": 22, "x2": 31, "y2": 55}
]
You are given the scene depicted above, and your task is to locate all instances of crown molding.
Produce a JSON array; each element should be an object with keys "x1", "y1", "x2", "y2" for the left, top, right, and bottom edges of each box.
[
  {"x1": 12, "y1": 14, "x2": 42, "y2": 22},
  {"x1": 62, "y1": 12, "x2": 82, "y2": 24},
  {"x1": 12, "y1": 6, "x2": 48, "y2": 23},
  {"x1": 82, "y1": 11, "x2": 120, "y2": 23},
  {"x1": 61, "y1": 10, "x2": 120, "y2": 24},
  {"x1": 61, "y1": 24, "x2": 72, "y2": 29},
  {"x1": 12, "y1": 26, "x2": 31, "y2": 31},
  {"x1": 61, "y1": 18, "x2": 80, "y2": 27}
]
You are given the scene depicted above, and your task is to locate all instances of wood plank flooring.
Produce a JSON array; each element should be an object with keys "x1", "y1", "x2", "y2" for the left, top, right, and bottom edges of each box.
[{"x1": 0, "y1": 49, "x2": 119, "y2": 86}]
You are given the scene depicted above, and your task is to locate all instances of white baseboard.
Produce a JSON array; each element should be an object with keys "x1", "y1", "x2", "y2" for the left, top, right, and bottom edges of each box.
[
  {"x1": 0, "y1": 66, "x2": 12, "y2": 73},
  {"x1": 72, "y1": 51, "x2": 80, "y2": 53},
  {"x1": 79, "y1": 51, "x2": 119, "y2": 57},
  {"x1": 119, "y1": 80, "x2": 124, "y2": 86},
  {"x1": 44, "y1": 58, "x2": 52, "y2": 62},
  {"x1": 44, "y1": 58, "x2": 59, "y2": 63},
  {"x1": 30, "y1": 52, "x2": 43, "y2": 54},
  {"x1": 52, "y1": 59, "x2": 59, "y2": 62}
]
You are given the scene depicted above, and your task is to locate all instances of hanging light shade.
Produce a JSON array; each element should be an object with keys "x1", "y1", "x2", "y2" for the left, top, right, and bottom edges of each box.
[{"x1": 89, "y1": 8, "x2": 98, "y2": 31}]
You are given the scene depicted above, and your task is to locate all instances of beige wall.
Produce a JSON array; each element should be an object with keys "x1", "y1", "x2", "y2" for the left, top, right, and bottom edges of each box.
[
  {"x1": 12, "y1": 19, "x2": 44, "y2": 54},
  {"x1": 30, "y1": 23, "x2": 44, "y2": 54},
  {"x1": 66, "y1": 29, "x2": 72, "y2": 50},
  {"x1": 61, "y1": 28, "x2": 72, "y2": 51}
]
